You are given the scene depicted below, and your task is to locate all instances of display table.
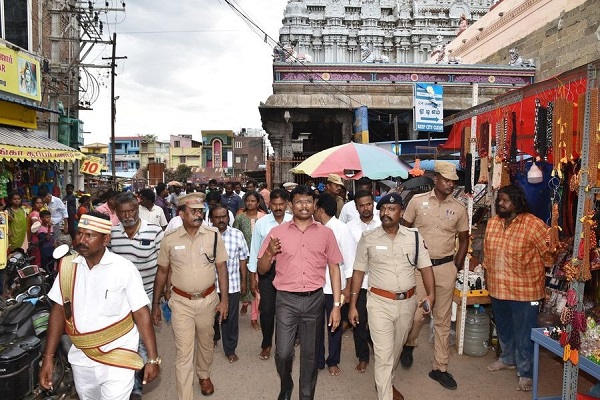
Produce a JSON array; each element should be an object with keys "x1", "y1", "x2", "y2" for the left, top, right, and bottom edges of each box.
[{"x1": 531, "y1": 327, "x2": 600, "y2": 400}]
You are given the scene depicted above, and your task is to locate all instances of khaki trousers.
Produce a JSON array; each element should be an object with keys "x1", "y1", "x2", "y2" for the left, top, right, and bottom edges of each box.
[
  {"x1": 406, "y1": 262, "x2": 456, "y2": 371},
  {"x1": 170, "y1": 290, "x2": 219, "y2": 400},
  {"x1": 368, "y1": 291, "x2": 417, "y2": 400}
]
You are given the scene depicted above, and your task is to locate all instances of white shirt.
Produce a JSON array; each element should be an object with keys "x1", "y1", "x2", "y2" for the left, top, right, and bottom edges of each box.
[
  {"x1": 248, "y1": 212, "x2": 293, "y2": 273},
  {"x1": 322, "y1": 217, "x2": 355, "y2": 294},
  {"x1": 138, "y1": 204, "x2": 168, "y2": 228},
  {"x1": 165, "y1": 215, "x2": 183, "y2": 234},
  {"x1": 346, "y1": 216, "x2": 381, "y2": 289},
  {"x1": 47, "y1": 195, "x2": 69, "y2": 225},
  {"x1": 48, "y1": 250, "x2": 149, "y2": 367},
  {"x1": 339, "y1": 200, "x2": 379, "y2": 223}
]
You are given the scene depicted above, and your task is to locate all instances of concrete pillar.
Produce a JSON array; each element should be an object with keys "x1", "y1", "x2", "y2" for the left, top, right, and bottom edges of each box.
[
  {"x1": 264, "y1": 120, "x2": 294, "y2": 187},
  {"x1": 335, "y1": 112, "x2": 354, "y2": 144},
  {"x1": 407, "y1": 114, "x2": 418, "y2": 140}
]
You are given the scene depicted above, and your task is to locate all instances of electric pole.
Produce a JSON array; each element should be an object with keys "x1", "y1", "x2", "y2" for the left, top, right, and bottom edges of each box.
[
  {"x1": 393, "y1": 115, "x2": 400, "y2": 156},
  {"x1": 103, "y1": 32, "x2": 127, "y2": 180}
]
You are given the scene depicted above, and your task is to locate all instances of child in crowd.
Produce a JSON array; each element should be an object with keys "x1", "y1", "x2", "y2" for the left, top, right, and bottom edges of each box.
[{"x1": 37, "y1": 210, "x2": 54, "y2": 274}]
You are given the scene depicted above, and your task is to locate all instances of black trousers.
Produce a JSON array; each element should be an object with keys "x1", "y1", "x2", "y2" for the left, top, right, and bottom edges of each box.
[
  {"x1": 275, "y1": 289, "x2": 324, "y2": 400},
  {"x1": 213, "y1": 292, "x2": 240, "y2": 356},
  {"x1": 353, "y1": 288, "x2": 371, "y2": 362},
  {"x1": 317, "y1": 294, "x2": 343, "y2": 368},
  {"x1": 258, "y1": 270, "x2": 277, "y2": 350}
]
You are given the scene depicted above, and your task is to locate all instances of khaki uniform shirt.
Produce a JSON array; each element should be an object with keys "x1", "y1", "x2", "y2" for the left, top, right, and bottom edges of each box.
[
  {"x1": 354, "y1": 225, "x2": 431, "y2": 292},
  {"x1": 157, "y1": 225, "x2": 228, "y2": 293},
  {"x1": 403, "y1": 190, "x2": 469, "y2": 259}
]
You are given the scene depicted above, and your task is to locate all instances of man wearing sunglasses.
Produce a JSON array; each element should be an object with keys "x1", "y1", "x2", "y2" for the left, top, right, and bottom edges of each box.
[{"x1": 152, "y1": 193, "x2": 229, "y2": 399}]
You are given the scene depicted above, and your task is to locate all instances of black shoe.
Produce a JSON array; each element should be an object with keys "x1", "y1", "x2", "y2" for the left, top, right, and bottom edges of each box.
[
  {"x1": 277, "y1": 383, "x2": 293, "y2": 400},
  {"x1": 400, "y1": 345, "x2": 414, "y2": 369},
  {"x1": 429, "y1": 369, "x2": 457, "y2": 390},
  {"x1": 277, "y1": 390, "x2": 292, "y2": 400}
]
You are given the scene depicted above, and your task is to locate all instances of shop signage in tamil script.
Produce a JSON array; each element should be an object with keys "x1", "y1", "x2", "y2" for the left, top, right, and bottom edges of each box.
[{"x1": 414, "y1": 83, "x2": 444, "y2": 132}]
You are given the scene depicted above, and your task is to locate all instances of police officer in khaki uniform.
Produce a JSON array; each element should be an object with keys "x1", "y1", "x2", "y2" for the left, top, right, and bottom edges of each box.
[
  {"x1": 151, "y1": 193, "x2": 229, "y2": 400},
  {"x1": 325, "y1": 174, "x2": 345, "y2": 218},
  {"x1": 348, "y1": 193, "x2": 435, "y2": 400},
  {"x1": 400, "y1": 161, "x2": 469, "y2": 391}
]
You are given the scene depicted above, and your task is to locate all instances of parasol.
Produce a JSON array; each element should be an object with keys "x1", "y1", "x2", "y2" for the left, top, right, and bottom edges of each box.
[{"x1": 290, "y1": 143, "x2": 410, "y2": 180}]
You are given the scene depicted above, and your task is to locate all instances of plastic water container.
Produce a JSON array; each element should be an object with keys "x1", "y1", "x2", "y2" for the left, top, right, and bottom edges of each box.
[{"x1": 463, "y1": 306, "x2": 490, "y2": 357}]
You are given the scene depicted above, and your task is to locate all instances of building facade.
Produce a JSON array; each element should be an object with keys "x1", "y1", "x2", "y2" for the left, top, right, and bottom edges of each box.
[
  {"x1": 232, "y1": 135, "x2": 265, "y2": 175},
  {"x1": 201, "y1": 130, "x2": 233, "y2": 169},
  {"x1": 439, "y1": 0, "x2": 599, "y2": 81},
  {"x1": 278, "y1": 0, "x2": 494, "y2": 64},
  {"x1": 140, "y1": 137, "x2": 170, "y2": 169},
  {"x1": 107, "y1": 136, "x2": 141, "y2": 176},
  {"x1": 170, "y1": 134, "x2": 202, "y2": 168}
]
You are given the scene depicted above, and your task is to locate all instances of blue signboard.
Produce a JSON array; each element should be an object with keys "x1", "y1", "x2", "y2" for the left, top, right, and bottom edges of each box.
[{"x1": 414, "y1": 83, "x2": 444, "y2": 132}]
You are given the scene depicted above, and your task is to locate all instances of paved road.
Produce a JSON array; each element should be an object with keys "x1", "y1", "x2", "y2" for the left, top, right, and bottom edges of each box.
[{"x1": 138, "y1": 306, "x2": 596, "y2": 400}]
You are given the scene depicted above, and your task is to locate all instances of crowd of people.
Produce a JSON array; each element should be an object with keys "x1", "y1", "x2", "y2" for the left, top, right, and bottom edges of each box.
[{"x1": 0, "y1": 163, "x2": 552, "y2": 400}]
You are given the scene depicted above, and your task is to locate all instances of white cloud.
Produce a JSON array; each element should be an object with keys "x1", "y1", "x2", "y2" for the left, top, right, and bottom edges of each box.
[{"x1": 80, "y1": 0, "x2": 288, "y2": 142}]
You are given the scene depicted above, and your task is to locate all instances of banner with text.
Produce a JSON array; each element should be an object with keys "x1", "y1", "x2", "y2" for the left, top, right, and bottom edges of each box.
[
  {"x1": 0, "y1": 46, "x2": 42, "y2": 102},
  {"x1": 414, "y1": 83, "x2": 443, "y2": 132},
  {"x1": 0, "y1": 145, "x2": 83, "y2": 162}
]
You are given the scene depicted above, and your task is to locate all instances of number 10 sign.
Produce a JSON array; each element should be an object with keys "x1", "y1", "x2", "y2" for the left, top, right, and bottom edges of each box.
[{"x1": 80, "y1": 156, "x2": 104, "y2": 176}]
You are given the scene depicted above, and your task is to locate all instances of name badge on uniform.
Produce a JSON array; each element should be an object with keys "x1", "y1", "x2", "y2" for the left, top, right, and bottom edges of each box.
[
  {"x1": 174, "y1": 245, "x2": 186, "y2": 250},
  {"x1": 421, "y1": 202, "x2": 430, "y2": 209},
  {"x1": 376, "y1": 246, "x2": 387, "y2": 250}
]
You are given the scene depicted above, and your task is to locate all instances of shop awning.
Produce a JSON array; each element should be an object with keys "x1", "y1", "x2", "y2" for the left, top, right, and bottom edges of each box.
[{"x1": 0, "y1": 125, "x2": 84, "y2": 162}]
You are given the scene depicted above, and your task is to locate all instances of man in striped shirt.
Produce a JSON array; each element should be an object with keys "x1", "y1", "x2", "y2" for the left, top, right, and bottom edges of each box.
[
  {"x1": 109, "y1": 191, "x2": 164, "y2": 400},
  {"x1": 210, "y1": 205, "x2": 249, "y2": 363}
]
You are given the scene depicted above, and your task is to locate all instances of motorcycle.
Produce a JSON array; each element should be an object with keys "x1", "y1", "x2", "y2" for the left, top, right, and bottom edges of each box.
[{"x1": 0, "y1": 244, "x2": 74, "y2": 400}]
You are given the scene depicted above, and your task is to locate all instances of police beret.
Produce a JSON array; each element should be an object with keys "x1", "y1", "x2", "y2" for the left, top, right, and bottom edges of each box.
[{"x1": 376, "y1": 192, "x2": 404, "y2": 210}]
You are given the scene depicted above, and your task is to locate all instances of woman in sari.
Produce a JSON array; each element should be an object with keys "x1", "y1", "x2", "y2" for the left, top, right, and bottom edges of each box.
[
  {"x1": 233, "y1": 191, "x2": 267, "y2": 330},
  {"x1": 6, "y1": 192, "x2": 28, "y2": 252}
]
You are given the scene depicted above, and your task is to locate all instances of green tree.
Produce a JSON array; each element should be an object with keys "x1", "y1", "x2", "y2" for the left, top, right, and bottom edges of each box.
[
  {"x1": 141, "y1": 134, "x2": 158, "y2": 143},
  {"x1": 165, "y1": 164, "x2": 192, "y2": 184}
]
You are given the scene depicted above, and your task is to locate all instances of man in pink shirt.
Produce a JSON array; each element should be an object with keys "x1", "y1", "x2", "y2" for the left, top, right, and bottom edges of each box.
[{"x1": 258, "y1": 185, "x2": 343, "y2": 400}]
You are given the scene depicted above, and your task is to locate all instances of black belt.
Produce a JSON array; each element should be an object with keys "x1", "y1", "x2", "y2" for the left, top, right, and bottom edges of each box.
[
  {"x1": 431, "y1": 255, "x2": 454, "y2": 266},
  {"x1": 285, "y1": 288, "x2": 322, "y2": 297}
]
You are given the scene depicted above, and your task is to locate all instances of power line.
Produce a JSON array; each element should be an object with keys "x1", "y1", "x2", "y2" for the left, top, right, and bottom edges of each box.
[{"x1": 221, "y1": 0, "x2": 386, "y2": 113}]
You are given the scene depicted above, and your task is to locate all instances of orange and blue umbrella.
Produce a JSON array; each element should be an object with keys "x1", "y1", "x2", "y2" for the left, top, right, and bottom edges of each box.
[{"x1": 290, "y1": 142, "x2": 410, "y2": 180}]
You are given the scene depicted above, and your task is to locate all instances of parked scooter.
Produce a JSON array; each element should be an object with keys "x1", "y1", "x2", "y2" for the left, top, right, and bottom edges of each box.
[{"x1": 0, "y1": 244, "x2": 74, "y2": 399}]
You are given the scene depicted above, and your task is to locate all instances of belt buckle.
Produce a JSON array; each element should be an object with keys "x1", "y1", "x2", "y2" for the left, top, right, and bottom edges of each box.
[
  {"x1": 396, "y1": 292, "x2": 406, "y2": 300},
  {"x1": 190, "y1": 292, "x2": 203, "y2": 300}
]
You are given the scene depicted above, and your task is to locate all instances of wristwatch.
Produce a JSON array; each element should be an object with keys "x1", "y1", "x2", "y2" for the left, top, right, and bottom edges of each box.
[
  {"x1": 146, "y1": 357, "x2": 161, "y2": 365},
  {"x1": 333, "y1": 302, "x2": 343, "y2": 307}
]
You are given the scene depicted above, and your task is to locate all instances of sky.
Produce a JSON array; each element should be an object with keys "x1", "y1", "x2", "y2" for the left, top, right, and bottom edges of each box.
[{"x1": 80, "y1": 0, "x2": 290, "y2": 144}]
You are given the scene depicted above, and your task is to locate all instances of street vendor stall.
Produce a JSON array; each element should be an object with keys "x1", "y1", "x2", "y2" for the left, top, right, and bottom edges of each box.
[
  {"x1": 0, "y1": 126, "x2": 84, "y2": 200},
  {"x1": 442, "y1": 60, "x2": 600, "y2": 400},
  {"x1": 0, "y1": 125, "x2": 83, "y2": 274}
]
